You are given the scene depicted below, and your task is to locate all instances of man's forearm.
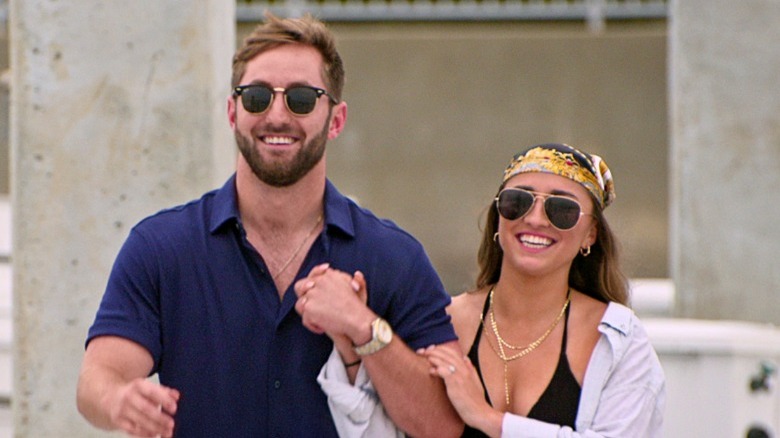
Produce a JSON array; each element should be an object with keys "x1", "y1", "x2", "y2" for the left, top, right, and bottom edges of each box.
[
  {"x1": 76, "y1": 364, "x2": 121, "y2": 431},
  {"x1": 363, "y1": 339, "x2": 464, "y2": 438}
]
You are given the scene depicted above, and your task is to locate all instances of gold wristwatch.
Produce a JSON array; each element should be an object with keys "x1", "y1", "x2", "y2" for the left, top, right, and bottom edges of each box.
[{"x1": 353, "y1": 317, "x2": 393, "y2": 356}]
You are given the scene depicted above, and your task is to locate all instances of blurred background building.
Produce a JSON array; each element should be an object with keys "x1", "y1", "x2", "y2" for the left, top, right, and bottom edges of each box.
[{"x1": 1, "y1": 0, "x2": 672, "y2": 293}]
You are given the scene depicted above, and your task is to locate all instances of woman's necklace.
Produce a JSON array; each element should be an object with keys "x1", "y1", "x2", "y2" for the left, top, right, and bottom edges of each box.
[
  {"x1": 480, "y1": 286, "x2": 571, "y2": 408},
  {"x1": 272, "y1": 214, "x2": 323, "y2": 280}
]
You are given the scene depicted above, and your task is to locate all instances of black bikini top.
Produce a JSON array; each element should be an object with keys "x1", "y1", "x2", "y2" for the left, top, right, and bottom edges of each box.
[{"x1": 460, "y1": 293, "x2": 581, "y2": 437}]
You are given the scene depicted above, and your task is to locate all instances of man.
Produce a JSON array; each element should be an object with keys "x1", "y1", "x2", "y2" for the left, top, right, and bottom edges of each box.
[{"x1": 77, "y1": 13, "x2": 464, "y2": 437}]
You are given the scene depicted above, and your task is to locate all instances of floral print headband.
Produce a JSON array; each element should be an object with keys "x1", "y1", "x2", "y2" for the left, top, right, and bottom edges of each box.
[{"x1": 502, "y1": 143, "x2": 615, "y2": 209}]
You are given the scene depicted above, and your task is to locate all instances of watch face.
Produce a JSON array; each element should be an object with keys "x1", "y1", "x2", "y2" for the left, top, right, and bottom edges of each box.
[
  {"x1": 355, "y1": 318, "x2": 393, "y2": 356},
  {"x1": 376, "y1": 319, "x2": 393, "y2": 343}
]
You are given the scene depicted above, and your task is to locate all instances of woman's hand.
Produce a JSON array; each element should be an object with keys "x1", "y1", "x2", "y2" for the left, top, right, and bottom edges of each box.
[{"x1": 419, "y1": 344, "x2": 503, "y2": 437}]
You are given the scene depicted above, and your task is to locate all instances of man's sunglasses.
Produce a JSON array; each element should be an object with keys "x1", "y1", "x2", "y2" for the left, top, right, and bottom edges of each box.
[
  {"x1": 495, "y1": 188, "x2": 592, "y2": 231},
  {"x1": 233, "y1": 85, "x2": 338, "y2": 116}
]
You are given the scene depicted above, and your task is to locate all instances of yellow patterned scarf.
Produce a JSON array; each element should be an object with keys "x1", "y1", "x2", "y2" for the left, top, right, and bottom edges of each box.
[{"x1": 502, "y1": 143, "x2": 615, "y2": 209}]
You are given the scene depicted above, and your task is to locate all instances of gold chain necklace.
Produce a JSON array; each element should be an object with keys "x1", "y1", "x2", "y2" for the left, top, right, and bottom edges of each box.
[
  {"x1": 480, "y1": 286, "x2": 571, "y2": 408},
  {"x1": 272, "y1": 214, "x2": 323, "y2": 280}
]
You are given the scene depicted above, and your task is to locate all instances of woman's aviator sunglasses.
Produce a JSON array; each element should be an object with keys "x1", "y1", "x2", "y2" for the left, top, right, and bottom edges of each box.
[
  {"x1": 495, "y1": 188, "x2": 592, "y2": 231},
  {"x1": 233, "y1": 84, "x2": 338, "y2": 116}
]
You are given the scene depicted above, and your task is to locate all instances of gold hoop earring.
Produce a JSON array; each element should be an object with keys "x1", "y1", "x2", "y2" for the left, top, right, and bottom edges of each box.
[
  {"x1": 579, "y1": 246, "x2": 591, "y2": 257},
  {"x1": 493, "y1": 232, "x2": 499, "y2": 242}
]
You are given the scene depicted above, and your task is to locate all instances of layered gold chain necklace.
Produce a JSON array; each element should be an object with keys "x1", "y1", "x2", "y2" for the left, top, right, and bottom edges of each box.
[{"x1": 480, "y1": 286, "x2": 571, "y2": 408}]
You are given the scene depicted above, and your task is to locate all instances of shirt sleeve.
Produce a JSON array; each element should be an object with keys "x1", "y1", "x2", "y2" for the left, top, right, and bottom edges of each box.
[
  {"x1": 359, "y1": 235, "x2": 457, "y2": 351},
  {"x1": 85, "y1": 227, "x2": 163, "y2": 366},
  {"x1": 317, "y1": 347, "x2": 405, "y2": 438},
  {"x1": 500, "y1": 383, "x2": 662, "y2": 438},
  {"x1": 388, "y1": 245, "x2": 456, "y2": 350}
]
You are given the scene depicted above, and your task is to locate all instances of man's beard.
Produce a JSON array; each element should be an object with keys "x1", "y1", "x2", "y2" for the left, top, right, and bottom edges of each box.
[{"x1": 235, "y1": 119, "x2": 329, "y2": 187}]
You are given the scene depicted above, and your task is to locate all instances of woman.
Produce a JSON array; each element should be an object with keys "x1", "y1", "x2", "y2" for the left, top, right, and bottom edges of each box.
[{"x1": 422, "y1": 143, "x2": 665, "y2": 437}]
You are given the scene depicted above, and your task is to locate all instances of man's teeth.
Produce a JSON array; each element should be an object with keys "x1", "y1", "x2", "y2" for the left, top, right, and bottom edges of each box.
[
  {"x1": 520, "y1": 234, "x2": 553, "y2": 248},
  {"x1": 264, "y1": 136, "x2": 294, "y2": 145}
]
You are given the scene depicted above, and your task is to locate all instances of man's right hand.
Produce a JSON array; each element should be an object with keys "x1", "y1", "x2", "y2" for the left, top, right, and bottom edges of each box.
[
  {"x1": 77, "y1": 336, "x2": 179, "y2": 438},
  {"x1": 107, "y1": 378, "x2": 179, "y2": 438}
]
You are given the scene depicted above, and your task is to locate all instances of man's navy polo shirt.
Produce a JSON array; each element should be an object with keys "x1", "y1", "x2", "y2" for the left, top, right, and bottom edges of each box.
[{"x1": 87, "y1": 175, "x2": 456, "y2": 437}]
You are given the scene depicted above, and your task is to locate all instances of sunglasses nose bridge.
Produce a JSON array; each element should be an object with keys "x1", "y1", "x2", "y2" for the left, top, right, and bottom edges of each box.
[
  {"x1": 523, "y1": 193, "x2": 551, "y2": 223},
  {"x1": 264, "y1": 87, "x2": 292, "y2": 114}
]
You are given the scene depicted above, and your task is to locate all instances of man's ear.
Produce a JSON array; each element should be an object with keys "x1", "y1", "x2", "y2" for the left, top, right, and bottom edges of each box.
[
  {"x1": 327, "y1": 102, "x2": 347, "y2": 140},
  {"x1": 227, "y1": 96, "x2": 237, "y2": 129}
]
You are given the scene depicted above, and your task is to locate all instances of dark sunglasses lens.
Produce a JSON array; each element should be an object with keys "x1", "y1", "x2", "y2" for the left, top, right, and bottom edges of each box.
[
  {"x1": 497, "y1": 190, "x2": 534, "y2": 220},
  {"x1": 285, "y1": 87, "x2": 319, "y2": 114},
  {"x1": 544, "y1": 197, "x2": 581, "y2": 230},
  {"x1": 241, "y1": 87, "x2": 273, "y2": 113}
]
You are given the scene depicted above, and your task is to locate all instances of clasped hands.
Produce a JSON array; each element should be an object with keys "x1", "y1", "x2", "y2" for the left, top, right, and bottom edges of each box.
[
  {"x1": 295, "y1": 264, "x2": 493, "y2": 431},
  {"x1": 294, "y1": 263, "x2": 371, "y2": 347}
]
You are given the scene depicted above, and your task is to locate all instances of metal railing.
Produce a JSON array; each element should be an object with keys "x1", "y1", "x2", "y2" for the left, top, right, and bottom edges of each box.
[{"x1": 237, "y1": 0, "x2": 668, "y2": 24}]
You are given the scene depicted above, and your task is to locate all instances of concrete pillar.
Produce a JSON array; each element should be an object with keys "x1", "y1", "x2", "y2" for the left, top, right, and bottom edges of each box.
[
  {"x1": 670, "y1": 0, "x2": 780, "y2": 322},
  {"x1": 9, "y1": 1, "x2": 234, "y2": 435}
]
